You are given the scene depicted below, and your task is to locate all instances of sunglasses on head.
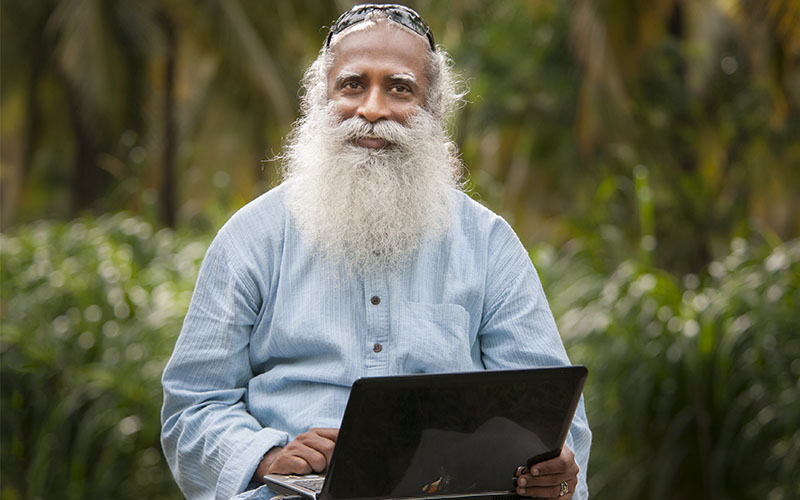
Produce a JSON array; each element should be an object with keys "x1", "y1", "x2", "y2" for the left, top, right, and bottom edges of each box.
[{"x1": 326, "y1": 3, "x2": 436, "y2": 52}]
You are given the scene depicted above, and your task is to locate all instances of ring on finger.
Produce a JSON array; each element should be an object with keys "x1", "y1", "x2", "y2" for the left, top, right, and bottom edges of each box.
[{"x1": 559, "y1": 480, "x2": 569, "y2": 497}]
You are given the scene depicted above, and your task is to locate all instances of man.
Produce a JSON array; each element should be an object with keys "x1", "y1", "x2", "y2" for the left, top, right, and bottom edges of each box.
[{"x1": 161, "y1": 4, "x2": 591, "y2": 500}]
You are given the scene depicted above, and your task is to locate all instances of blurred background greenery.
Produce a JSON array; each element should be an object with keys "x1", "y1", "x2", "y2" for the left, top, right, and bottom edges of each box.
[{"x1": 1, "y1": 0, "x2": 798, "y2": 499}]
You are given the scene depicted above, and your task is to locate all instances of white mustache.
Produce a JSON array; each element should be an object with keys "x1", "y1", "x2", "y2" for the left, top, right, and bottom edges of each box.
[{"x1": 333, "y1": 115, "x2": 417, "y2": 146}]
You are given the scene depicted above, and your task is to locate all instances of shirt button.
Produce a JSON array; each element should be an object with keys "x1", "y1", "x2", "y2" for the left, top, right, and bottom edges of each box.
[
  {"x1": 373, "y1": 343, "x2": 383, "y2": 353},
  {"x1": 370, "y1": 296, "x2": 381, "y2": 305}
]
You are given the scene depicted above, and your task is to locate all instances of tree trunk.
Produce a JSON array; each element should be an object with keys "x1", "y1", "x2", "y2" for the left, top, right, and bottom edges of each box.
[
  {"x1": 158, "y1": 10, "x2": 178, "y2": 228},
  {"x1": 59, "y1": 71, "x2": 96, "y2": 215}
]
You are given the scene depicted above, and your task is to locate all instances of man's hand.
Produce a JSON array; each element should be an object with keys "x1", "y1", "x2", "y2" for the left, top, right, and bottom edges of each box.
[
  {"x1": 255, "y1": 428, "x2": 339, "y2": 480},
  {"x1": 514, "y1": 446, "x2": 579, "y2": 499}
]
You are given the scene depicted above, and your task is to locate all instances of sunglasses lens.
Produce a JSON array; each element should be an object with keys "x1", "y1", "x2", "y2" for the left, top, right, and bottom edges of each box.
[
  {"x1": 328, "y1": 4, "x2": 435, "y2": 51},
  {"x1": 334, "y1": 9, "x2": 368, "y2": 33}
]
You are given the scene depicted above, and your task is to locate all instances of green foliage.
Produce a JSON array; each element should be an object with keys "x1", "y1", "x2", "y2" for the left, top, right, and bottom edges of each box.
[
  {"x1": 537, "y1": 238, "x2": 800, "y2": 500},
  {"x1": 3, "y1": 0, "x2": 798, "y2": 275},
  {"x1": 0, "y1": 215, "x2": 208, "y2": 500},
  {"x1": 3, "y1": 1, "x2": 799, "y2": 498},
  {"x1": 425, "y1": 0, "x2": 800, "y2": 273},
  {"x1": 3, "y1": 216, "x2": 798, "y2": 499}
]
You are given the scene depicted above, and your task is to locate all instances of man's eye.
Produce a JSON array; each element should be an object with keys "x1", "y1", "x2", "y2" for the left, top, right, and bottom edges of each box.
[
  {"x1": 391, "y1": 85, "x2": 410, "y2": 93},
  {"x1": 343, "y1": 81, "x2": 361, "y2": 90}
]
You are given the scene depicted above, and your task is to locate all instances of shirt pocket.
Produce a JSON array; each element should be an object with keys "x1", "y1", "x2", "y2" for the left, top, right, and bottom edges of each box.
[{"x1": 392, "y1": 302, "x2": 474, "y2": 374}]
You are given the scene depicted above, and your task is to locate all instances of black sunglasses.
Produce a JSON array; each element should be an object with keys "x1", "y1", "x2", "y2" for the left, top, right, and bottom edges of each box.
[{"x1": 326, "y1": 3, "x2": 436, "y2": 52}]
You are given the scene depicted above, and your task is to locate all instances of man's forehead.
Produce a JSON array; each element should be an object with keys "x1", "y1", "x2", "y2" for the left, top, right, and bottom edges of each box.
[
  {"x1": 326, "y1": 22, "x2": 430, "y2": 76},
  {"x1": 327, "y1": 18, "x2": 379, "y2": 48}
]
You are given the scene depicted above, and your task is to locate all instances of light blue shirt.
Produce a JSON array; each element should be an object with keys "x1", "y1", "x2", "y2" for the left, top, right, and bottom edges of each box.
[{"x1": 161, "y1": 182, "x2": 591, "y2": 500}]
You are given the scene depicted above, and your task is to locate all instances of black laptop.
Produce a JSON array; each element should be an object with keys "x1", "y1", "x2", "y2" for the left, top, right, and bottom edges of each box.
[{"x1": 264, "y1": 366, "x2": 587, "y2": 500}]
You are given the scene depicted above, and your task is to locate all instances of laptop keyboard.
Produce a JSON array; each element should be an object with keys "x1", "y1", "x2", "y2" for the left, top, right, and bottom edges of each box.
[{"x1": 293, "y1": 477, "x2": 325, "y2": 492}]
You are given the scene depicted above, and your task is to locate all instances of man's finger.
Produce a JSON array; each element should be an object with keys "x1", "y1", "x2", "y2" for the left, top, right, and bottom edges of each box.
[
  {"x1": 311, "y1": 427, "x2": 339, "y2": 440},
  {"x1": 269, "y1": 453, "x2": 313, "y2": 475},
  {"x1": 298, "y1": 428, "x2": 338, "y2": 450},
  {"x1": 516, "y1": 477, "x2": 576, "y2": 499},
  {"x1": 267, "y1": 427, "x2": 340, "y2": 475},
  {"x1": 517, "y1": 471, "x2": 574, "y2": 488},
  {"x1": 297, "y1": 446, "x2": 328, "y2": 472},
  {"x1": 529, "y1": 446, "x2": 575, "y2": 476},
  {"x1": 297, "y1": 429, "x2": 337, "y2": 466}
]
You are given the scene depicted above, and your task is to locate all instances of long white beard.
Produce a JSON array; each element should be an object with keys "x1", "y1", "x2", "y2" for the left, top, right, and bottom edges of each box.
[{"x1": 282, "y1": 103, "x2": 462, "y2": 274}]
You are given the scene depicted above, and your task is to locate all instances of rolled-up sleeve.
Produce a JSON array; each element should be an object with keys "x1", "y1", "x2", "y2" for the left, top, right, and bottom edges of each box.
[{"x1": 161, "y1": 232, "x2": 288, "y2": 500}]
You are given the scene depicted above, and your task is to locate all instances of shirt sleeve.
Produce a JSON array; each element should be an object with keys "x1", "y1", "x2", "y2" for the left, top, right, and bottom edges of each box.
[
  {"x1": 161, "y1": 231, "x2": 289, "y2": 500},
  {"x1": 478, "y1": 218, "x2": 592, "y2": 499}
]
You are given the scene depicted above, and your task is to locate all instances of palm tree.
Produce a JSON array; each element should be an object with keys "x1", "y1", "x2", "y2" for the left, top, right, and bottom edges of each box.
[
  {"x1": 0, "y1": 0, "x2": 338, "y2": 228},
  {"x1": 0, "y1": 0, "x2": 157, "y2": 226}
]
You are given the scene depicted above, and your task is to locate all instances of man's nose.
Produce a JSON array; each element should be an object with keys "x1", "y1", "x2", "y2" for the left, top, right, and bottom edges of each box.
[{"x1": 357, "y1": 87, "x2": 391, "y2": 123}]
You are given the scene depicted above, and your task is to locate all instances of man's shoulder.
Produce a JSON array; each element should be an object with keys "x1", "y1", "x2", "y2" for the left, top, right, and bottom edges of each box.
[
  {"x1": 448, "y1": 189, "x2": 533, "y2": 283},
  {"x1": 450, "y1": 188, "x2": 515, "y2": 234},
  {"x1": 237, "y1": 181, "x2": 289, "y2": 215},
  {"x1": 217, "y1": 182, "x2": 291, "y2": 242}
]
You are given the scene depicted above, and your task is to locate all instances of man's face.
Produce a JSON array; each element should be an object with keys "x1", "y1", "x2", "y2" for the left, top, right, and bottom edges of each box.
[
  {"x1": 326, "y1": 22, "x2": 430, "y2": 149},
  {"x1": 284, "y1": 20, "x2": 460, "y2": 272}
]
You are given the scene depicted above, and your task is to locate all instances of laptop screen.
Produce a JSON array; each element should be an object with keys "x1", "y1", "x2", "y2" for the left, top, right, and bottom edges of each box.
[{"x1": 323, "y1": 366, "x2": 586, "y2": 500}]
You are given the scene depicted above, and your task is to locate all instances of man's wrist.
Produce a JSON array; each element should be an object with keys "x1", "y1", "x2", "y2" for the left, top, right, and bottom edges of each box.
[{"x1": 254, "y1": 446, "x2": 284, "y2": 482}]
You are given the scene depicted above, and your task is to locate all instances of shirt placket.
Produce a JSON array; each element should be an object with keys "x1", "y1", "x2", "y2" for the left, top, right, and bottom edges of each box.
[{"x1": 363, "y1": 271, "x2": 390, "y2": 376}]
